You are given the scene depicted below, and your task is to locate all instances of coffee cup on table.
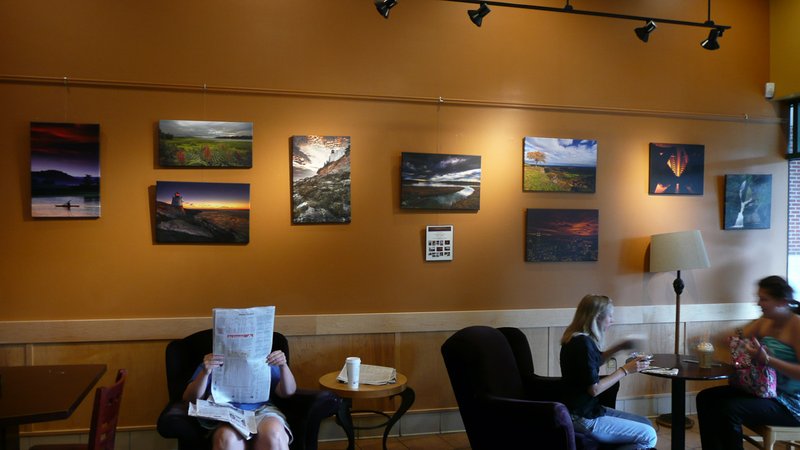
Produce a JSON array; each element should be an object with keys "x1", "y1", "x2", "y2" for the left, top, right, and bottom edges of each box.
[
  {"x1": 697, "y1": 342, "x2": 715, "y2": 368},
  {"x1": 345, "y1": 357, "x2": 361, "y2": 388}
]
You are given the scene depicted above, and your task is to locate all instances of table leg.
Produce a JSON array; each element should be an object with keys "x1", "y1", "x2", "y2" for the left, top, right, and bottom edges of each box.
[
  {"x1": 1, "y1": 424, "x2": 20, "y2": 450},
  {"x1": 335, "y1": 397, "x2": 356, "y2": 450},
  {"x1": 381, "y1": 387, "x2": 415, "y2": 450},
  {"x1": 671, "y1": 378, "x2": 686, "y2": 450}
]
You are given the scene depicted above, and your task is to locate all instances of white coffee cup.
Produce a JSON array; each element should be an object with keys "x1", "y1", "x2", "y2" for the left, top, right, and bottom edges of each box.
[{"x1": 345, "y1": 356, "x2": 361, "y2": 388}]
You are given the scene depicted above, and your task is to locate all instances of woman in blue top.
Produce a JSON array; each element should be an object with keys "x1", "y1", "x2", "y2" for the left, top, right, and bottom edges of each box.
[
  {"x1": 183, "y1": 349, "x2": 297, "y2": 450},
  {"x1": 560, "y1": 294, "x2": 658, "y2": 450},
  {"x1": 697, "y1": 276, "x2": 800, "y2": 450}
]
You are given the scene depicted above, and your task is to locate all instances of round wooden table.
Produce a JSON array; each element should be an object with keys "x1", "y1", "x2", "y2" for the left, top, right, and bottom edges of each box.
[
  {"x1": 319, "y1": 371, "x2": 415, "y2": 450},
  {"x1": 642, "y1": 353, "x2": 734, "y2": 450}
]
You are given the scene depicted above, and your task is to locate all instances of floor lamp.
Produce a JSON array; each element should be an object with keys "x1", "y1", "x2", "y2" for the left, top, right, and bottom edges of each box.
[{"x1": 649, "y1": 229, "x2": 710, "y2": 428}]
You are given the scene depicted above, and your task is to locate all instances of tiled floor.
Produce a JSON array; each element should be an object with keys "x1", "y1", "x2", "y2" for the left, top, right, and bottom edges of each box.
[{"x1": 316, "y1": 414, "x2": 764, "y2": 450}]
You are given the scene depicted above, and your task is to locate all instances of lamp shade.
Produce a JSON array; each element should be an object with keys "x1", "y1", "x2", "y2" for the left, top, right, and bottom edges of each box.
[{"x1": 650, "y1": 230, "x2": 710, "y2": 273}]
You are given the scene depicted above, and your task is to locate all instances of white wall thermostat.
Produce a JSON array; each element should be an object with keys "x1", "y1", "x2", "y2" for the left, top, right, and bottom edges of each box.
[{"x1": 426, "y1": 225, "x2": 454, "y2": 261}]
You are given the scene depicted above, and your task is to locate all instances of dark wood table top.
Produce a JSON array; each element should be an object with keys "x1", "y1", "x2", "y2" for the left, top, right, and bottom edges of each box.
[
  {"x1": 0, "y1": 364, "x2": 106, "y2": 426},
  {"x1": 644, "y1": 353, "x2": 734, "y2": 380}
]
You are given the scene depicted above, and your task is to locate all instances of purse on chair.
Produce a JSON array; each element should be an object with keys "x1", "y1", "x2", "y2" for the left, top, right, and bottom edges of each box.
[{"x1": 728, "y1": 334, "x2": 777, "y2": 398}]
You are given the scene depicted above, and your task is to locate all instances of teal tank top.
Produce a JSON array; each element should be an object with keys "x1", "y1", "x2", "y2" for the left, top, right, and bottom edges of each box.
[{"x1": 762, "y1": 336, "x2": 800, "y2": 419}]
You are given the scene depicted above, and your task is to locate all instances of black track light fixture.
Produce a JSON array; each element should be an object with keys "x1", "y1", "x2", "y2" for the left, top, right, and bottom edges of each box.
[
  {"x1": 441, "y1": 0, "x2": 731, "y2": 49},
  {"x1": 700, "y1": 27, "x2": 722, "y2": 50},
  {"x1": 468, "y1": 3, "x2": 491, "y2": 27},
  {"x1": 635, "y1": 20, "x2": 657, "y2": 43},
  {"x1": 375, "y1": 0, "x2": 398, "y2": 19}
]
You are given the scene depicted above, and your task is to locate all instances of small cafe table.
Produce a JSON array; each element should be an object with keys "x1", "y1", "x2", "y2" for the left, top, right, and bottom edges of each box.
[
  {"x1": 319, "y1": 371, "x2": 415, "y2": 450},
  {"x1": 642, "y1": 354, "x2": 733, "y2": 450},
  {"x1": 0, "y1": 364, "x2": 106, "y2": 450}
]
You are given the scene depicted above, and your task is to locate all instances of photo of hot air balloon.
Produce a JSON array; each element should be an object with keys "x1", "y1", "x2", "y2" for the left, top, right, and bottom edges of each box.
[{"x1": 648, "y1": 143, "x2": 704, "y2": 195}]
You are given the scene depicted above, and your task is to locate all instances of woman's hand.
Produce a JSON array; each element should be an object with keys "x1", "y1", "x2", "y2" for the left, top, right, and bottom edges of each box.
[
  {"x1": 266, "y1": 350, "x2": 288, "y2": 367},
  {"x1": 622, "y1": 355, "x2": 651, "y2": 374},
  {"x1": 744, "y1": 337, "x2": 771, "y2": 365}
]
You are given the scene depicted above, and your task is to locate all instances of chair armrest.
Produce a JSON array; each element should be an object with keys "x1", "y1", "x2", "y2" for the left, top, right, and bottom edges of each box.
[
  {"x1": 156, "y1": 401, "x2": 205, "y2": 440},
  {"x1": 481, "y1": 394, "x2": 576, "y2": 450},
  {"x1": 272, "y1": 388, "x2": 340, "y2": 450}
]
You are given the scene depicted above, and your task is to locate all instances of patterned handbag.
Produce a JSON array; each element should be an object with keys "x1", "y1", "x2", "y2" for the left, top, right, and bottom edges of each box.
[{"x1": 728, "y1": 335, "x2": 777, "y2": 398}]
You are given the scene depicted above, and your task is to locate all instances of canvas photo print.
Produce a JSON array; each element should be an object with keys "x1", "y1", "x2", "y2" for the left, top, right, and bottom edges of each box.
[
  {"x1": 31, "y1": 122, "x2": 101, "y2": 218},
  {"x1": 523, "y1": 137, "x2": 596, "y2": 192},
  {"x1": 649, "y1": 143, "x2": 704, "y2": 195},
  {"x1": 291, "y1": 135, "x2": 351, "y2": 224},
  {"x1": 400, "y1": 152, "x2": 481, "y2": 210},
  {"x1": 155, "y1": 181, "x2": 250, "y2": 243},
  {"x1": 724, "y1": 174, "x2": 772, "y2": 230},
  {"x1": 158, "y1": 120, "x2": 253, "y2": 168},
  {"x1": 525, "y1": 209, "x2": 599, "y2": 262}
]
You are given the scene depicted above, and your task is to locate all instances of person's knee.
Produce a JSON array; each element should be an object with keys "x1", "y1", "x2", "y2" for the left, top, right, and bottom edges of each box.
[
  {"x1": 255, "y1": 418, "x2": 289, "y2": 450},
  {"x1": 212, "y1": 426, "x2": 245, "y2": 450},
  {"x1": 642, "y1": 425, "x2": 658, "y2": 447}
]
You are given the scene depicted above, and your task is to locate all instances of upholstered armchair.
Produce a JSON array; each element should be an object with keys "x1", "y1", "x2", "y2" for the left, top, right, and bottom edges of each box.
[
  {"x1": 156, "y1": 329, "x2": 340, "y2": 450},
  {"x1": 441, "y1": 325, "x2": 619, "y2": 450}
]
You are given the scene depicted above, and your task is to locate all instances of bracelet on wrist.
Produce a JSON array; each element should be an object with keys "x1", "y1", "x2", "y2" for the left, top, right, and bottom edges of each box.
[{"x1": 620, "y1": 367, "x2": 628, "y2": 376}]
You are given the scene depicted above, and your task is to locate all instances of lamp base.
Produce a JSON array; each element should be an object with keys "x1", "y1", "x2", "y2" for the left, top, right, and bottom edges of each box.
[{"x1": 656, "y1": 413, "x2": 693, "y2": 429}]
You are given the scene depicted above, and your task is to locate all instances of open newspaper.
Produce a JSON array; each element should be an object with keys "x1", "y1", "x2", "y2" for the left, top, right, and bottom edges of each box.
[
  {"x1": 188, "y1": 306, "x2": 275, "y2": 438},
  {"x1": 336, "y1": 363, "x2": 397, "y2": 385}
]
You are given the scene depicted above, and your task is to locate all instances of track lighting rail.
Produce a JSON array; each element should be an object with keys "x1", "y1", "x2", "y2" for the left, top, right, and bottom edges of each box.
[{"x1": 444, "y1": 0, "x2": 731, "y2": 31}]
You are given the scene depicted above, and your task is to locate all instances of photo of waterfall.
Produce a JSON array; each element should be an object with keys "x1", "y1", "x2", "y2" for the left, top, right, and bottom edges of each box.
[{"x1": 724, "y1": 174, "x2": 771, "y2": 230}]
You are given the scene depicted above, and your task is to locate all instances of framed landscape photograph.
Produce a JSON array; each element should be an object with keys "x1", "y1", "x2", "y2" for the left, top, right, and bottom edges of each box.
[
  {"x1": 724, "y1": 174, "x2": 772, "y2": 230},
  {"x1": 400, "y1": 152, "x2": 481, "y2": 210},
  {"x1": 523, "y1": 137, "x2": 596, "y2": 192},
  {"x1": 31, "y1": 122, "x2": 101, "y2": 218},
  {"x1": 291, "y1": 135, "x2": 351, "y2": 224},
  {"x1": 649, "y1": 143, "x2": 704, "y2": 195},
  {"x1": 158, "y1": 120, "x2": 253, "y2": 168},
  {"x1": 525, "y1": 209, "x2": 599, "y2": 262},
  {"x1": 155, "y1": 181, "x2": 250, "y2": 243}
]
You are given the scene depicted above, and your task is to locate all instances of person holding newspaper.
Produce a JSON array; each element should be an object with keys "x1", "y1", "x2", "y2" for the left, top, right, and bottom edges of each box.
[{"x1": 184, "y1": 349, "x2": 297, "y2": 450}]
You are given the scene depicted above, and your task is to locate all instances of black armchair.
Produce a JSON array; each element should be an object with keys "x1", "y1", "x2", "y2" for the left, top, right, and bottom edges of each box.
[
  {"x1": 441, "y1": 325, "x2": 619, "y2": 450},
  {"x1": 156, "y1": 329, "x2": 340, "y2": 450}
]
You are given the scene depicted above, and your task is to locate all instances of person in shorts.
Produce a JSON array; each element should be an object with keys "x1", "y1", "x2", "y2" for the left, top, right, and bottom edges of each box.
[{"x1": 183, "y1": 349, "x2": 296, "y2": 450}]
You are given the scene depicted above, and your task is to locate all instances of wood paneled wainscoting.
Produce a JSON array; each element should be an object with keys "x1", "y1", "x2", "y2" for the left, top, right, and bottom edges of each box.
[{"x1": 0, "y1": 303, "x2": 758, "y2": 449}]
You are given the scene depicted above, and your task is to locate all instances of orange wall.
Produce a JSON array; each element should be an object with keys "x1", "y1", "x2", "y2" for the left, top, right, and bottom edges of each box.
[
  {"x1": 0, "y1": 0, "x2": 785, "y2": 320},
  {"x1": 771, "y1": 0, "x2": 800, "y2": 98}
]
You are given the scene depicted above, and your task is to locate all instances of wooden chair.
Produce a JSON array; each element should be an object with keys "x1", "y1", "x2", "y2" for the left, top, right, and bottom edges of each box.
[
  {"x1": 744, "y1": 424, "x2": 800, "y2": 450},
  {"x1": 30, "y1": 369, "x2": 127, "y2": 450}
]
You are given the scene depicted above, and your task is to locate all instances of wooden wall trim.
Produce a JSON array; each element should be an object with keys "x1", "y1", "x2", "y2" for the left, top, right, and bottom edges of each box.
[{"x1": 0, "y1": 303, "x2": 760, "y2": 344}]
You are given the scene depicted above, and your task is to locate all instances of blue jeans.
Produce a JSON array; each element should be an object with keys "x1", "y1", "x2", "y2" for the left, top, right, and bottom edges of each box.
[{"x1": 571, "y1": 406, "x2": 657, "y2": 450}]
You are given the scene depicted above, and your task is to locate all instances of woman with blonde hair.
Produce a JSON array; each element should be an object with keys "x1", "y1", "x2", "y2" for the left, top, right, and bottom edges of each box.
[{"x1": 560, "y1": 294, "x2": 657, "y2": 450}]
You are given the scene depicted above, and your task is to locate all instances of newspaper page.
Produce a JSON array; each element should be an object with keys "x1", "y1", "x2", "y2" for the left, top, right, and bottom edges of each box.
[
  {"x1": 336, "y1": 364, "x2": 397, "y2": 385},
  {"x1": 189, "y1": 399, "x2": 256, "y2": 437},
  {"x1": 210, "y1": 306, "x2": 275, "y2": 405}
]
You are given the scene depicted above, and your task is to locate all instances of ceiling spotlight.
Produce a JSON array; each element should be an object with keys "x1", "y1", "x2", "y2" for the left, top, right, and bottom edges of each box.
[
  {"x1": 634, "y1": 20, "x2": 657, "y2": 43},
  {"x1": 468, "y1": 3, "x2": 491, "y2": 27},
  {"x1": 375, "y1": 0, "x2": 397, "y2": 19},
  {"x1": 701, "y1": 28, "x2": 722, "y2": 50}
]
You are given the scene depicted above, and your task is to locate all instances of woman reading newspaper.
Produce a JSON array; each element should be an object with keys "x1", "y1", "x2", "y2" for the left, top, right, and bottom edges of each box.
[{"x1": 184, "y1": 349, "x2": 297, "y2": 450}]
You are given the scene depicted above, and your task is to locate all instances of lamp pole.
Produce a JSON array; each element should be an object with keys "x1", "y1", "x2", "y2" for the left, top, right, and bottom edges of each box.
[{"x1": 673, "y1": 269, "x2": 684, "y2": 354}]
